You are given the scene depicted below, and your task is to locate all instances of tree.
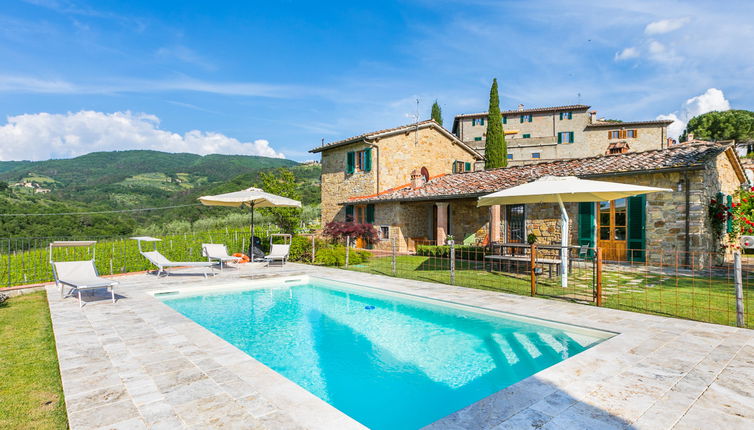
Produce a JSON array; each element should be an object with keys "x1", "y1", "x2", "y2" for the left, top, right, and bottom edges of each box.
[
  {"x1": 485, "y1": 78, "x2": 507, "y2": 169},
  {"x1": 259, "y1": 168, "x2": 302, "y2": 232},
  {"x1": 431, "y1": 100, "x2": 443, "y2": 126},
  {"x1": 682, "y1": 110, "x2": 754, "y2": 142}
]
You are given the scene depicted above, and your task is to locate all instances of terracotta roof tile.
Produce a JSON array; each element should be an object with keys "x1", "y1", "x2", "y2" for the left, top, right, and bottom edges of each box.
[
  {"x1": 344, "y1": 143, "x2": 730, "y2": 204},
  {"x1": 454, "y1": 105, "x2": 591, "y2": 119},
  {"x1": 585, "y1": 119, "x2": 673, "y2": 128},
  {"x1": 310, "y1": 120, "x2": 437, "y2": 153}
]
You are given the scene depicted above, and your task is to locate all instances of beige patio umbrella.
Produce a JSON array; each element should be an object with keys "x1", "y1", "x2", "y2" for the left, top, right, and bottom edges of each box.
[
  {"x1": 477, "y1": 176, "x2": 672, "y2": 287},
  {"x1": 198, "y1": 187, "x2": 301, "y2": 256}
]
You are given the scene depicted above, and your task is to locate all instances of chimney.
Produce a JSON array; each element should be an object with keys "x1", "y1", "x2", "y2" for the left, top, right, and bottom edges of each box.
[
  {"x1": 687, "y1": 132, "x2": 695, "y2": 141},
  {"x1": 517, "y1": 104, "x2": 524, "y2": 111},
  {"x1": 410, "y1": 169, "x2": 425, "y2": 188},
  {"x1": 589, "y1": 110, "x2": 596, "y2": 124},
  {"x1": 667, "y1": 137, "x2": 677, "y2": 146}
]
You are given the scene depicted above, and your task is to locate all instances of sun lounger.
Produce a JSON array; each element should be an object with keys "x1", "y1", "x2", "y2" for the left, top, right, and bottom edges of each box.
[
  {"x1": 202, "y1": 243, "x2": 238, "y2": 270},
  {"x1": 265, "y1": 244, "x2": 290, "y2": 267},
  {"x1": 52, "y1": 260, "x2": 118, "y2": 308},
  {"x1": 140, "y1": 250, "x2": 215, "y2": 277}
]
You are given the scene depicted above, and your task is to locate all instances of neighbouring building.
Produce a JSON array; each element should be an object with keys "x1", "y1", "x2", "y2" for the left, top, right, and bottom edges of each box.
[
  {"x1": 451, "y1": 104, "x2": 674, "y2": 164},
  {"x1": 309, "y1": 120, "x2": 483, "y2": 230},
  {"x1": 343, "y1": 143, "x2": 746, "y2": 267}
]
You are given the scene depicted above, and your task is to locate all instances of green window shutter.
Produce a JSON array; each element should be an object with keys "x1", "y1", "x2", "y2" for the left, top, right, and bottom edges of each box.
[
  {"x1": 528, "y1": 115, "x2": 532, "y2": 123},
  {"x1": 464, "y1": 162, "x2": 471, "y2": 172},
  {"x1": 452, "y1": 161, "x2": 457, "y2": 173},
  {"x1": 727, "y1": 195, "x2": 733, "y2": 233},
  {"x1": 559, "y1": 112, "x2": 564, "y2": 120},
  {"x1": 346, "y1": 151, "x2": 355, "y2": 174},
  {"x1": 568, "y1": 112, "x2": 572, "y2": 119},
  {"x1": 363, "y1": 148, "x2": 372, "y2": 172},
  {"x1": 569, "y1": 131, "x2": 574, "y2": 143},
  {"x1": 577, "y1": 202, "x2": 595, "y2": 258},
  {"x1": 480, "y1": 118, "x2": 485, "y2": 125},
  {"x1": 502, "y1": 116, "x2": 507, "y2": 124},
  {"x1": 366, "y1": 204, "x2": 375, "y2": 224},
  {"x1": 557, "y1": 133, "x2": 562, "y2": 144},
  {"x1": 627, "y1": 194, "x2": 646, "y2": 262},
  {"x1": 520, "y1": 115, "x2": 524, "y2": 123},
  {"x1": 345, "y1": 205, "x2": 354, "y2": 222}
]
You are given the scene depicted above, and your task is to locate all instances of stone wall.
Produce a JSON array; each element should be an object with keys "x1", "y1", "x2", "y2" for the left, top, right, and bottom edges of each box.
[
  {"x1": 582, "y1": 124, "x2": 667, "y2": 158},
  {"x1": 319, "y1": 142, "x2": 377, "y2": 225}
]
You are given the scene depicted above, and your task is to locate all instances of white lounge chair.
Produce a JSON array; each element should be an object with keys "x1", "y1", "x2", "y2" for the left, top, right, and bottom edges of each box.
[
  {"x1": 52, "y1": 260, "x2": 118, "y2": 308},
  {"x1": 140, "y1": 250, "x2": 215, "y2": 278},
  {"x1": 202, "y1": 243, "x2": 238, "y2": 270},
  {"x1": 265, "y1": 244, "x2": 290, "y2": 267}
]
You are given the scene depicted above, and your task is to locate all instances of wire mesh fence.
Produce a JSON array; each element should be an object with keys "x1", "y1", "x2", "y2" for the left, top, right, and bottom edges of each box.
[{"x1": 1, "y1": 231, "x2": 751, "y2": 329}]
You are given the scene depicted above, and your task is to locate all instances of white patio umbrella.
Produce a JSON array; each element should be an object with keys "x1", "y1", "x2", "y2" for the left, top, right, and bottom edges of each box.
[
  {"x1": 477, "y1": 176, "x2": 672, "y2": 287},
  {"x1": 198, "y1": 187, "x2": 301, "y2": 255}
]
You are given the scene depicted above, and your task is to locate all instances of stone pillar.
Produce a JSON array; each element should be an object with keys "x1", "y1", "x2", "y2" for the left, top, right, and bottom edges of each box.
[
  {"x1": 490, "y1": 205, "x2": 501, "y2": 243},
  {"x1": 435, "y1": 202, "x2": 449, "y2": 245}
]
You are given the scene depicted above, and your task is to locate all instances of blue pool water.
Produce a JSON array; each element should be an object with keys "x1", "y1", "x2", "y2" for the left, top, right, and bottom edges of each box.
[{"x1": 161, "y1": 278, "x2": 609, "y2": 429}]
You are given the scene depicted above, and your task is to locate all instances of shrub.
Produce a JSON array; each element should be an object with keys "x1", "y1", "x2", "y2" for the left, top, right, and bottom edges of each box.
[
  {"x1": 288, "y1": 235, "x2": 330, "y2": 262},
  {"x1": 323, "y1": 221, "x2": 379, "y2": 245},
  {"x1": 314, "y1": 245, "x2": 371, "y2": 266},
  {"x1": 415, "y1": 245, "x2": 486, "y2": 261}
]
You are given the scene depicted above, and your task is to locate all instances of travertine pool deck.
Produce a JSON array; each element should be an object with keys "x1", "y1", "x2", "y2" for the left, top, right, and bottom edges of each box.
[{"x1": 47, "y1": 263, "x2": 754, "y2": 429}]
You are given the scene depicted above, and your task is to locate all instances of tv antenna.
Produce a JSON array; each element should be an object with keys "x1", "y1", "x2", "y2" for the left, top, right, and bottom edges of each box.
[{"x1": 414, "y1": 97, "x2": 420, "y2": 145}]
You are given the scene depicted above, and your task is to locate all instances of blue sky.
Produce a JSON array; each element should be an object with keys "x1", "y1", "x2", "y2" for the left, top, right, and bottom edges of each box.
[{"x1": 1, "y1": 0, "x2": 753, "y2": 161}]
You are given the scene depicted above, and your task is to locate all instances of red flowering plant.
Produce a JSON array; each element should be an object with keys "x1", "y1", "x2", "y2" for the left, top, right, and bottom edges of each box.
[
  {"x1": 713, "y1": 186, "x2": 754, "y2": 251},
  {"x1": 322, "y1": 221, "x2": 379, "y2": 245}
]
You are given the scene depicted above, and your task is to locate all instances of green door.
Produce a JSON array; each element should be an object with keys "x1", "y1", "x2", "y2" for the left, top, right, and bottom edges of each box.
[{"x1": 627, "y1": 194, "x2": 646, "y2": 262}]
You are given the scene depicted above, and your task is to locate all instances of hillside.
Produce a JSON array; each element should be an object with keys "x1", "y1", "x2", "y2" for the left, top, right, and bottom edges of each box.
[{"x1": 0, "y1": 150, "x2": 321, "y2": 238}]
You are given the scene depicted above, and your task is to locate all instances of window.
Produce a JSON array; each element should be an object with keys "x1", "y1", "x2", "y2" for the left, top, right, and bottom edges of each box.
[
  {"x1": 474, "y1": 136, "x2": 482, "y2": 141},
  {"x1": 379, "y1": 226, "x2": 390, "y2": 240},
  {"x1": 608, "y1": 129, "x2": 639, "y2": 139},
  {"x1": 452, "y1": 161, "x2": 471, "y2": 173},
  {"x1": 531, "y1": 152, "x2": 541, "y2": 159},
  {"x1": 520, "y1": 114, "x2": 532, "y2": 123},
  {"x1": 522, "y1": 133, "x2": 531, "y2": 139},
  {"x1": 346, "y1": 204, "x2": 374, "y2": 224},
  {"x1": 506, "y1": 204, "x2": 526, "y2": 243},
  {"x1": 346, "y1": 148, "x2": 371, "y2": 173},
  {"x1": 558, "y1": 131, "x2": 575, "y2": 144},
  {"x1": 472, "y1": 118, "x2": 485, "y2": 126},
  {"x1": 507, "y1": 154, "x2": 513, "y2": 160},
  {"x1": 559, "y1": 112, "x2": 573, "y2": 120}
]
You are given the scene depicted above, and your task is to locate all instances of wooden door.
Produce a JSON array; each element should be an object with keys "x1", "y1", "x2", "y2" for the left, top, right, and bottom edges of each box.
[{"x1": 597, "y1": 199, "x2": 627, "y2": 261}]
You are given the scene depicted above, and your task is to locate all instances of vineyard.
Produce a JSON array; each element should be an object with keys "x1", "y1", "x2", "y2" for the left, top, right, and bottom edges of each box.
[{"x1": 0, "y1": 225, "x2": 284, "y2": 288}]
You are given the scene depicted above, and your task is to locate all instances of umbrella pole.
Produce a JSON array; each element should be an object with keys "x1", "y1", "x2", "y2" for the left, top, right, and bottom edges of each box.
[
  {"x1": 556, "y1": 195, "x2": 569, "y2": 288},
  {"x1": 249, "y1": 203, "x2": 255, "y2": 258}
]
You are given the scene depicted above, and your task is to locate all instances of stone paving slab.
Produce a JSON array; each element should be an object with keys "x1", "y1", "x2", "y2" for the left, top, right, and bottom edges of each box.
[{"x1": 46, "y1": 263, "x2": 754, "y2": 429}]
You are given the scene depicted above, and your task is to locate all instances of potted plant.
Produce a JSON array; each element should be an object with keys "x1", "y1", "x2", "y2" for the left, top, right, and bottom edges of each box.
[{"x1": 527, "y1": 233, "x2": 538, "y2": 245}]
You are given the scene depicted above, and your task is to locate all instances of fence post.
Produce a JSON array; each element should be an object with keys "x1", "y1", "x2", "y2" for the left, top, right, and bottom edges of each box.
[
  {"x1": 391, "y1": 237, "x2": 397, "y2": 276},
  {"x1": 596, "y1": 248, "x2": 603, "y2": 306},
  {"x1": 345, "y1": 236, "x2": 350, "y2": 267},
  {"x1": 735, "y1": 251, "x2": 745, "y2": 327},
  {"x1": 5, "y1": 239, "x2": 10, "y2": 288},
  {"x1": 311, "y1": 235, "x2": 316, "y2": 264},
  {"x1": 530, "y1": 243, "x2": 536, "y2": 296},
  {"x1": 449, "y1": 240, "x2": 456, "y2": 285}
]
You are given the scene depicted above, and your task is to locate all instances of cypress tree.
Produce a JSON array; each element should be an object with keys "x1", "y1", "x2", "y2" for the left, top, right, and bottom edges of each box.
[
  {"x1": 485, "y1": 78, "x2": 507, "y2": 169},
  {"x1": 431, "y1": 100, "x2": 443, "y2": 126}
]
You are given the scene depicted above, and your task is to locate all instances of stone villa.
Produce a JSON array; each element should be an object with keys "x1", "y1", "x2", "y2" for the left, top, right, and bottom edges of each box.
[
  {"x1": 312, "y1": 118, "x2": 746, "y2": 265},
  {"x1": 452, "y1": 104, "x2": 674, "y2": 164}
]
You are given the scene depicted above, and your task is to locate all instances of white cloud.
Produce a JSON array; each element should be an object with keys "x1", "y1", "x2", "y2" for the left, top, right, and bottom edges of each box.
[
  {"x1": 0, "y1": 110, "x2": 285, "y2": 161},
  {"x1": 614, "y1": 47, "x2": 639, "y2": 61},
  {"x1": 645, "y1": 18, "x2": 690, "y2": 35},
  {"x1": 647, "y1": 40, "x2": 682, "y2": 64},
  {"x1": 657, "y1": 88, "x2": 731, "y2": 139}
]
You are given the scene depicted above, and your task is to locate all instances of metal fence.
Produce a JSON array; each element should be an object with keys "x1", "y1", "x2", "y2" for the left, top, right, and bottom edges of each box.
[{"x1": 1, "y1": 232, "x2": 750, "y2": 329}]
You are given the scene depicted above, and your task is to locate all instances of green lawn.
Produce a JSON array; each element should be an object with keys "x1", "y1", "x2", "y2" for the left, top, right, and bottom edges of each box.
[
  {"x1": 345, "y1": 255, "x2": 754, "y2": 328},
  {"x1": 0, "y1": 292, "x2": 68, "y2": 430}
]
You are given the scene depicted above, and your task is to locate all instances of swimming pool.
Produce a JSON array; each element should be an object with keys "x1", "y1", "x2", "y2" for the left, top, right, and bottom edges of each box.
[{"x1": 158, "y1": 276, "x2": 612, "y2": 429}]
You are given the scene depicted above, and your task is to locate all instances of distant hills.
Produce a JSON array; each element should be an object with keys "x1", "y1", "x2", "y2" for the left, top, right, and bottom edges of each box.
[{"x1": 0, "y1": 150, "x2": 320, "y2": 238}]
